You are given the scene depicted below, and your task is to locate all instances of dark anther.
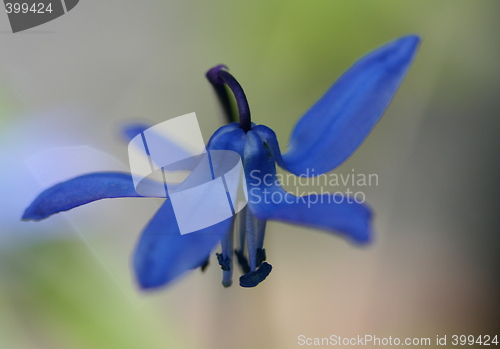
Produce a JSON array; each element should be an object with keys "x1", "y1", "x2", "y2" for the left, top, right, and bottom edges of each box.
[
  {"x1": 239, "y1": 262, "x2": 272, "y2": 288},
  {"x1": 216, "y1": 253, "x2": 231, "y2": 271}
]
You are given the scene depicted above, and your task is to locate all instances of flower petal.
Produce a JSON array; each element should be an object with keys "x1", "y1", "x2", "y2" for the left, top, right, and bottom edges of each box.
[
  {"x1": 245, "y1": 130, "x2": 372, "y2": 244},
  {"x1": 283, "y1": 35, "x2": 421, "y2": 175},
  {"x1": 206, "y1": 122, "x2": 247, "y2": 156},
  {"x1": 250, "y1": 190, "x2": 373, "y2": 244},
  {"x1": 251, "y1": 125, "x2": 287, "y2": 169},
  {"x1": 133, "y1": 199, "x2": 233, "y2": 289},
  {"x1": 22, "y1": 172, "x2": 165, "y2": 221}
]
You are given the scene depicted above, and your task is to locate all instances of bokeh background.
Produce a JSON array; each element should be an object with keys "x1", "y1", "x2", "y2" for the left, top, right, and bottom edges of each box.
[{"x1": 1, "y1": 1, "x2": 499, "y2": 348}]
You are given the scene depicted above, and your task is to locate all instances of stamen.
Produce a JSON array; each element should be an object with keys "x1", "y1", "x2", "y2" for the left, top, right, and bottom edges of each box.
[
  {"x1": 256, "y1": 219, "x2": 266, "y2": 248},
  {"x1": 237, "y1": 207, "x2": 247, "y2": 251},
  {"x1": 246, "y1": 208, "x2": 258, "y2": 271},
  {"x1": 235, "y1": 207, "x2": 250, "y2": 273},
  {"x1": 217, "y1": 219, "x2": 234, "y2": 287},
  {"x1": 255, "y1": 218, "x2": 267, "y2": 267},
  {"x1": 240, "y1": 210, "x2": 271, "y2": 286},
  {"x1": 256, "y1": 248, "x2": 266, "y2": 267},
  {"x1": 206, "y1": 65, "x2": 251, "y2": 132},
  {"x1": 239, "y1": 262, "x2": 272, "y2": 288}
]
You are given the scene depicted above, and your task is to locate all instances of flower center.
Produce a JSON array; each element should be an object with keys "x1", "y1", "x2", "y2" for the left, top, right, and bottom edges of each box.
[{"x1": 206, "y1": 65, "x2": 252, "y2": 132}]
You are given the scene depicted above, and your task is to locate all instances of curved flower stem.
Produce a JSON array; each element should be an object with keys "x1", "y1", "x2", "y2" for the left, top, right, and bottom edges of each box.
[
  {"x1": 206, "y1": 65, "x2": 235, "y2": 123},
  {"x1": 218, "y1": 70, "x2": 251, "y2": 132},
  {"x1": 206, "y1": 65, "x2": 251, "y2": 132}
]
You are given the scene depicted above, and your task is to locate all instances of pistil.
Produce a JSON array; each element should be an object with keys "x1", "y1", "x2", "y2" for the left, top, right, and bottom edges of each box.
[{"x1": 206, "y1": 65, "x2": 252, "y2": 132}]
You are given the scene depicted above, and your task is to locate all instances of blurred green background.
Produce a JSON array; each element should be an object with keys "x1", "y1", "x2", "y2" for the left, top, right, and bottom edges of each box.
[{"x1": 1, "y1": 1, "x2": 499, "y2": 348}]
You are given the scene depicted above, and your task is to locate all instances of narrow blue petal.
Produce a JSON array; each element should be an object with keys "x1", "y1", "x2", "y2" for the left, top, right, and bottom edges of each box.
[
  {"x1": 251, "y1": 125, "x2": 287, "y2": 169},
  {"x1": 122, "y1": 123, "x2": 150, "y2": 143},
  {"x1": 133, "y1": 199, "x2": 233, "y2": 290},
  {"x1": 283, "y1": 35, "x2": 421, "y2": 175},
  {"x1": 22, "y1": 172, "x2": 165, "y2": 221},
  {"x1": 244, "y1": 130, "x2": 372, "y2": 244},
  {"x1": 251, "y1": 191, "x2": 373, "y2": 244}
]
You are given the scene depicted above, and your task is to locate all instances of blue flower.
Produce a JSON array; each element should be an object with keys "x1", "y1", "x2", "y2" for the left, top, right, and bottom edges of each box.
[{"x1": 22, "y1": 35, "x2": 420, "y2": 290}]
